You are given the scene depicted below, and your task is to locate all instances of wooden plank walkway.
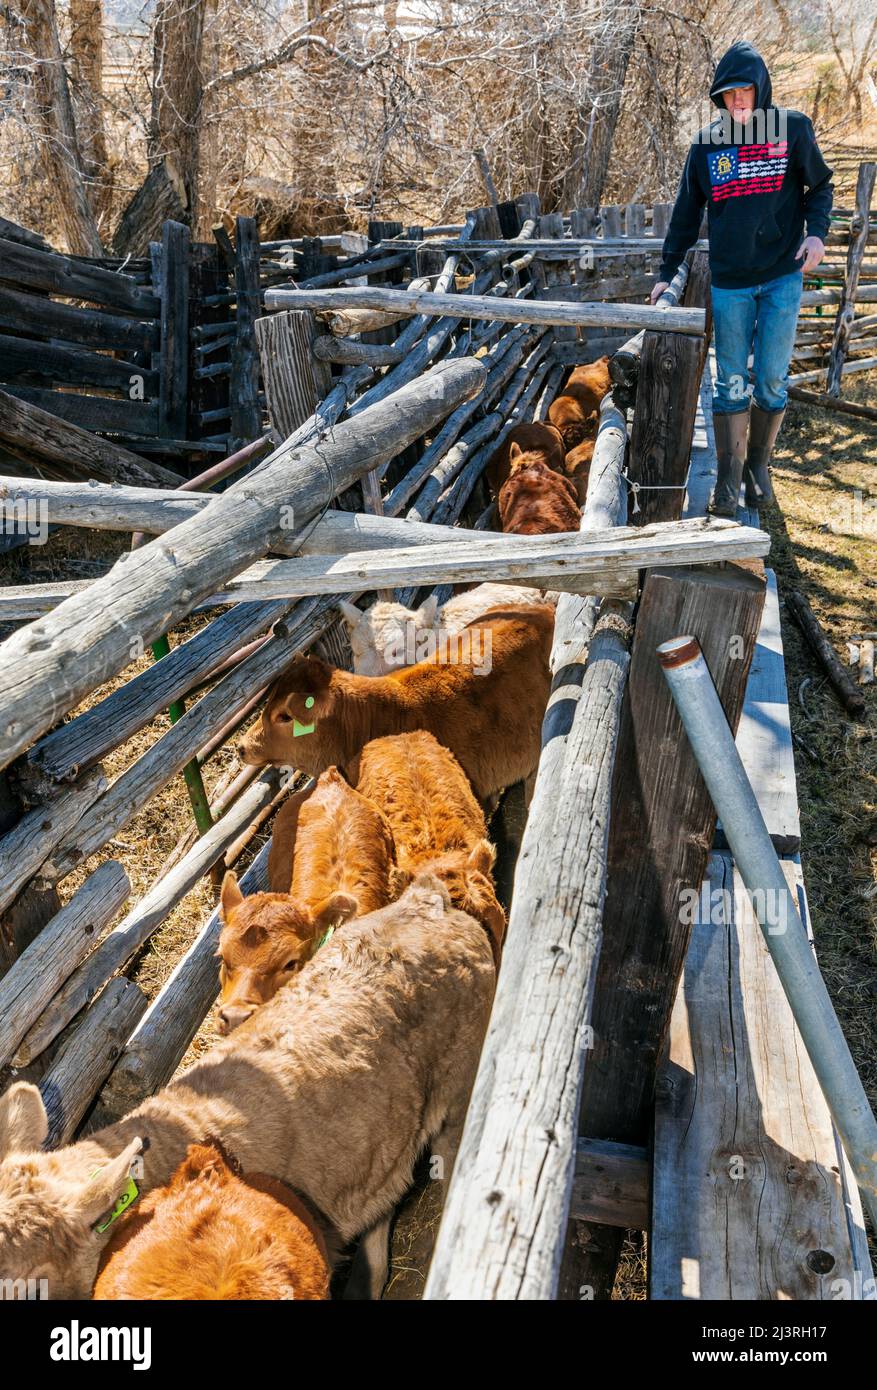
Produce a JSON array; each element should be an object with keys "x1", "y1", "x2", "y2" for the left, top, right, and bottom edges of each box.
[
  {"x1": 652, "y1": 853, "x2": 872, "y2": 1299},
  {"x1": 651, "y1": 351, "x2": 874, "y2": 1300}
]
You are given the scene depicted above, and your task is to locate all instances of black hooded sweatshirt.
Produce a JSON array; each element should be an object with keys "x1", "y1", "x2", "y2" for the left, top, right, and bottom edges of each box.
[{"x1": 659, "y1": 41, "x2": 833, "y2": 290}]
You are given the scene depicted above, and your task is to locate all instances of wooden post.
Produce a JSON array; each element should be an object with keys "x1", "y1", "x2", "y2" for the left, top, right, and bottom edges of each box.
[
  {"x1": 826, "y1": 162, "x2": 876, "y2": 396},
  {"x1": 496, "y1": 199, "x2": 523, "y2": 239},
  {"x1": 539, "y1": 212, "x2": 575, "y2": 343},
  {"x1": 157, "y1": 220, "x2": 190, "y2": 440},
  {"x1": 682, "y1": 248, "x2": 712, "y2": 386},
  {"x1": 230, "y1": 216, "x2": 262, "y2": 448},
  {"x1": 558, "y1": 560, "x2": 766, "y2": 1298},
  {"x1": 628, "y1": 328, "x2": 703, "y2": 525},
  {"x1": 254, "y1": 309, "x2": 322, "y2": 440},
  {"x1": 651, "y1": 202, "x2": 672, "y2": 239}
]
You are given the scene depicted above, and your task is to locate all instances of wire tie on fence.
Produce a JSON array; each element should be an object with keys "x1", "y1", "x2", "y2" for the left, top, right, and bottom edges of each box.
[{"x1": 622, "y1": 473, "x2": 688, "y2": 516}]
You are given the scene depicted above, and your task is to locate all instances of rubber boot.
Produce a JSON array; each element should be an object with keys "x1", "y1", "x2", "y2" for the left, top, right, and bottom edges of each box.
[
  {"x1": 744, "y1": 404, "x2": 785, "y2": 508},
  {"x1": 708, "y1": 410, "x2": 749, "y2": 517}
]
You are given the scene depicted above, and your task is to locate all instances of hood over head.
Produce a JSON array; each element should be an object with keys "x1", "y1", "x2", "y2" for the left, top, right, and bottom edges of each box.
[{"x1": 709, "y1": 41, "x2": 772, "y2": 111}]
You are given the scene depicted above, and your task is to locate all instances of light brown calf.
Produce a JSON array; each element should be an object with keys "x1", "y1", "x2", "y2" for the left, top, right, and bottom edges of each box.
[
  {"x1": 93, "y1": 1140, "x2": 332, "y2": 1300},
  {"x1": 218, "y1": 766, "x2": 400, "y2": 1031},
  {"x1": 355, "y1": 731, "x2": 506, "y2": 962},
  {"x1": 547, "y1": 356, "x2": 611, "y2": 453},
  {"x1": 563, "y1": 437, "x2": 596, "y2": 506},
  {"x1": 566, "y1": 355, "x2": 612, "y2": 415},
  {"x1": 498, "y1": 451, "x2": 582, "y2": 535}
]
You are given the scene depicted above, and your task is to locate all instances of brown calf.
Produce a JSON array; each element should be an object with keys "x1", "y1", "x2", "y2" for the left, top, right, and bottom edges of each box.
[
  {"x1": 485, "y1": 420, "x2": 565, "y2": 496},
  {"x1": 93, "y1": 1140, "x2": 332, "y2": 1300},
  {"x1": 498, "y1": 452, "x2": 582, "y2": 535},
  {"x1": 355, "y1": 731, "x2": 506, "y2": 961},
  {"x1": 218, "y1": 766, "x2": 399, "y2": 1031},
  {"x1": 547, "y1": 355, "x2": 611, "y2": 453},
  {"x1": 238, "y1": 610, "x2": 555, "y2": 803},
  {"x1": 566, "y1": 355, "x2": 612, "y2": 415},
  {"x1": 563, "y1": 437, "x2": 596, "y2": 506}
]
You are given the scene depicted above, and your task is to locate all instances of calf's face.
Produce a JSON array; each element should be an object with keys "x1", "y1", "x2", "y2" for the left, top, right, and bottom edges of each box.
[
  {"x1": 0, "y1": 1083, "x2": 144, "y2": 1300},
  {"x1": 217, "y1": 872, "x2": 356, "y2": 1032},
  {"x1": 239, "y1": 656, "x2": 334, "y2": 767}
]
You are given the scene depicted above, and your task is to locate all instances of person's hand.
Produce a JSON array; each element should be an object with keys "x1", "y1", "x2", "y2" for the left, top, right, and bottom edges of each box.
[
  {"x1": 650, "y1": 280, "x2": 670, "y2": 304},
  {"x1": 796, "y1": 237, "x2": 825, "y2": 273}
]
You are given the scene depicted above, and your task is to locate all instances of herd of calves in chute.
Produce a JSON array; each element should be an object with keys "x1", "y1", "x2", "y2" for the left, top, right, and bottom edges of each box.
[{"x1": 0, "y1": 356, "x2": 612, "y2": 1301}]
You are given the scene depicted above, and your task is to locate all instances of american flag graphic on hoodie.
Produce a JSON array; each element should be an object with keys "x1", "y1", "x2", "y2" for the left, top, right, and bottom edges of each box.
[{"x1": 707, "y1": 142, "x2": 789, "y2": 201}]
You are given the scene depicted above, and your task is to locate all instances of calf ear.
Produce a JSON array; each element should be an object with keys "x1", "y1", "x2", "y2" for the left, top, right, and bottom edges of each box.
[
  {"x1": 417, "y1": 594, "x2": 439, "y2": 626},
  {"x1": 80, "y1": 1137, "x2": 144, "y2": 1227},
  {"x1": 466, "y1": 839, "x2": 496, "y2": 875},
  {"x1": 296, "y1": 657, "x2": 332, "y2": 694},
  {"x1": 220, "y1": 871, "x2": 245, "y2": 921},
  {"x1": 509, "y1": 441, "x2": 522, "y2": 462},
  {"x1": 0, "y1": 1082, "x2": 48, "y2": 1157},
  {"x1": 313, "y1": 892, "x2": 358, "y2": 932},
  {"x1": 337, "y1": 599, "x2": 362, "y2": 630},
  {"x1": 389, "y1": 864, "x2": 414, "y2": 898}
]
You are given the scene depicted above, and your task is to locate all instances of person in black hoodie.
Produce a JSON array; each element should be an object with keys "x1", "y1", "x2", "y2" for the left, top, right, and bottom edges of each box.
[{"x1": 651, "y1": 41, "x2": 833, "y2": 514}]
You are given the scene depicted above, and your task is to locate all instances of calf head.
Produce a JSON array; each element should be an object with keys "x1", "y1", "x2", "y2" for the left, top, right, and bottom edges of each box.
[
  {"x1": 548, "y1": 395, "x2": 598, "y2": 452},
  {"x1": 94, "y1": 1140, "x2": 331, "y2": 1301},
  {"x1": 338, "y1": 596, "x2": 438, "y2": 676},
  {"x1": 0, "y1": 1082, "x2": 144, "y2": 1299},
  {"x1": 506, "y1": 439, "x2": 555, "y2": 476},
  {"x1": 238, "y1": 655, "x2": 335, "y2": 768},
  {"x1": 217, "y1": 871, "x2": 357, "y2": 1032},
  {"x1": 415, "y1": 840, "x2": 506, "y2": 965}
]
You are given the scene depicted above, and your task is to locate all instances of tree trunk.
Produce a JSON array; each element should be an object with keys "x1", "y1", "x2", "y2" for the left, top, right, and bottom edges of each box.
[
  {"x1": 68, "y1": 0, "x2": 112, "y2": 224},
  {"x1": 112, "y1": 0, "x2": 206, "y2": 253},
  {"x1": 20, "y1": 0, "x2": 103, "y2": 254},
  {"x1": 564, "y1": 0, "x2": 640, "y2": 209}
]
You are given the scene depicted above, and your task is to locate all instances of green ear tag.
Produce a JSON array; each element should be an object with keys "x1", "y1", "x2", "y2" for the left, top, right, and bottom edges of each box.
[
  {"x1": 93, "y1": 1175, "x2": 140, "y2": 1234},
  {"x1": 310, "y1": 924, "x2": 335, "y2": 959},
  {"x1": 293, "y1": 695, "x2": 316, "y2": 738}
]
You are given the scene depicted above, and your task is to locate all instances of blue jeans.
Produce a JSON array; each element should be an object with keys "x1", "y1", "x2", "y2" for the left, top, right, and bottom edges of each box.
[{"x1": 711, "y1": 269, "x2": 803, "y2": 415}]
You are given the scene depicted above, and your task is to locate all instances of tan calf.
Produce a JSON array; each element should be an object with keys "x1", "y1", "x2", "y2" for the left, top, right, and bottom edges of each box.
[
  {"x1": 355, "y1": 731, "x2": 506, "y2": 962},
  {"x1": 0, "y1": 876, "x2": 494, "y2": 1300}
]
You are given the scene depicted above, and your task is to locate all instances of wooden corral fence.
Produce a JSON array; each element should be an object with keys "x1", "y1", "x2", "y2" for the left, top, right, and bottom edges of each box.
[{"x1": 0, "y1": 187, "x2": 873, "y2": 1302}]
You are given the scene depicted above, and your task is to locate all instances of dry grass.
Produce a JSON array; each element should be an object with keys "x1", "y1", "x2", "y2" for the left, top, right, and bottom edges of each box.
[
  {"x1": 765, "y1": 370, "x2": 877, "y2": 1153},
  {"x1": 0, "y1": 525, "x2": 271, "y2": 1079}
]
